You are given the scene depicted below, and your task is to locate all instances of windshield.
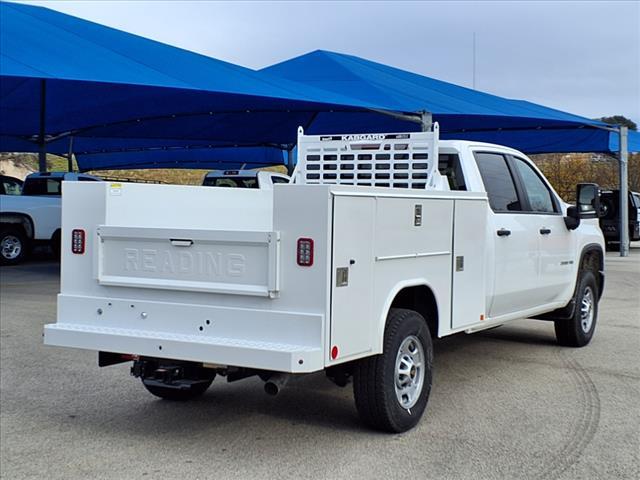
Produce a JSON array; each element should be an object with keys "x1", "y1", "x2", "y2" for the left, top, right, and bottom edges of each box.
[
  {"x1": 202, "y1": 177, "x2": 258, "y2": 188},
  {"x1": 22, "y1": 178, "x2": 62, "y2": 196}
]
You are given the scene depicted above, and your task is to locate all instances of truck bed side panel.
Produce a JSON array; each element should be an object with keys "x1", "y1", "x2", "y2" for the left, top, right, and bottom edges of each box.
[{"x1": 329, "y1": 192, "x2": 455, "y2": 363}]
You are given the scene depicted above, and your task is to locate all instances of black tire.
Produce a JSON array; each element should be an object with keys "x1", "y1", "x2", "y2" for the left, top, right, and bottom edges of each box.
[
  {"x1": 554, "y1": 271, "x2": 599, "y2": 347},
  {"x1": 50, "y1": 230, "x2": 61, "y2": 260},
  {"x1": 142, "y1": 377, "x2": 214, "y2": 401},
  {"x1": 0, "y1": 226, "x2": 29, "y2": 266},
  {"x1": 353, "y1": 308, "x2": 433, "y2": 433}
]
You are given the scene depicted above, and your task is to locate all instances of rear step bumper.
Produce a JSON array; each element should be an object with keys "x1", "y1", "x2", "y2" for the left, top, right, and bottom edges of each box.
[
  {"x1": 47, "y1": 294, "x2": 324, "y2": 373},
  {"x1": 44, "y1": 323, "x2": 323, "y2": 373}
]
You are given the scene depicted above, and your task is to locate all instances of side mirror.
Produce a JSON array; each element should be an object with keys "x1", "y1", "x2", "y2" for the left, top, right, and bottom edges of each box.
[
  {"x1": 576, "y1": 183, "x2": 601, "y2": 219},
  {"x1": 564, "y1": 205, "x2": 580, "y2": 230},
  {"x1": 565, "y1": 183, "x2": 602, "y2": 230}
]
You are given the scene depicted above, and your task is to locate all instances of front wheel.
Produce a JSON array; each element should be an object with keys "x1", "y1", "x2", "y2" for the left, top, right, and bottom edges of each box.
[
  {"x1": 353, "y1": 308, "x2": 433, "y2": 433},
  {"x1": 555, "y1": 270, "x2": 599, "y2": 347}
]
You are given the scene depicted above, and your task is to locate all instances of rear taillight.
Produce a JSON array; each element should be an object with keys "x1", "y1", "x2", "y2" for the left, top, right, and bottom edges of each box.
[
  {"x1": 297, "y1": 238, "x2": 314, "y2": 266},
  {"x1": 71, "y1": 229, "x2": 85, "y2": 254}
]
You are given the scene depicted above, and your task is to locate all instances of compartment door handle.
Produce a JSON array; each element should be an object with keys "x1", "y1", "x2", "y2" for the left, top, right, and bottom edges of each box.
[{"x1": 170, "y1": 239, "x2": 194, "y2": 247}]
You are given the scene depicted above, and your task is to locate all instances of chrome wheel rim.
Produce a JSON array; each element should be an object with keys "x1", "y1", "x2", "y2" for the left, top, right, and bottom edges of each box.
[
  {"x1": 1, "y1": 235, "x2": 22, "y2": 260},
  {"x1": 580, "y1": 286, "x2": 595, "y2": 333},
  {"x1": 394, "y1": 335, "x2": 425, "y2": 410}
]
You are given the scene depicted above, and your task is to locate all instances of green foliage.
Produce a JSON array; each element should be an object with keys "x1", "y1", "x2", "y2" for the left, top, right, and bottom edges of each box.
[{"x1": 599, "y1": 115, "x2": 637, "y2": 131}]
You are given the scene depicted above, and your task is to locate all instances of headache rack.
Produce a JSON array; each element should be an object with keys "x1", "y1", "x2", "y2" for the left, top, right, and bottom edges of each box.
[{"x1": 293, "y1": 124, "x2": 441, "y2": 189}]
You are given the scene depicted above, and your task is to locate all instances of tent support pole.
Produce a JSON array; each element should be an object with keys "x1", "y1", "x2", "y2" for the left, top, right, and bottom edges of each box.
[
  {"x1": 618, "y1": 126, "x2": 629, "y2": 257},
  {"x1": 420, "y1": 111, "x2": 432, "y2": 132},
  {"x1": 38, "y1": 79, "x2": 47, "y2": 173},
  {"x1": 67, "y1": 136, "x2": 74, "y2": 172},
  {"x1": 286, "y1": 147, "x2": 295, "y2": 175},
  {"x1": 368, "y1": 108, "x2": 425, "y2": 127}
]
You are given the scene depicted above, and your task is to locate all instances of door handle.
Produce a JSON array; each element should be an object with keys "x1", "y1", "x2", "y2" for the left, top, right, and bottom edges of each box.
[
  {"x1": 170, "y1": 239, "x2": 194, "y2": 247},
  {"x1": 539, "y1": 228, "x2": 551, "y2": 235},
  {"x1": 497, "y1": 228, "x2": 511, "y2": 237}
]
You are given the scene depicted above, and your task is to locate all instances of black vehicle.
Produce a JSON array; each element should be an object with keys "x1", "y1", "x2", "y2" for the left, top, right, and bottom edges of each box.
[{"x1": 599, "y1": 190, "x2": 640, "y2": 247}]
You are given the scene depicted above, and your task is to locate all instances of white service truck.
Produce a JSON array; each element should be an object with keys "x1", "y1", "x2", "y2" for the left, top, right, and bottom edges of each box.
[{"x1": 44, "y1": 126, "x2": 605, "y2": 432}]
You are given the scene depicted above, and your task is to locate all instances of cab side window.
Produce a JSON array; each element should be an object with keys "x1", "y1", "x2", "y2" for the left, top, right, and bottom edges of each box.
[
  {"x1": 474, "y1": 152, "x2": 522, "y2": 212},
  {"x1": 1, "y1": 177, "x2": 22, "y2": 195},
  {"x1": 511, "y1": 157, "x2": 557, "y2": 213},
  {"x1": 271, "y1": 176, "x2": 289, "y2": 184},
  {"x1": 438, "y1": 153, "x2": 467, "y2": 191}
]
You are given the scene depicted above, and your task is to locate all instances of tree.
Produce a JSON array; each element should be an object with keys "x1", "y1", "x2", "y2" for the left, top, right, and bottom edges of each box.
[
  {"x1": 532, "y1": 152, "x2": 640, "y2": 202},
  {"x1": 598, "y1": 115, "x2": 637, "y2": 131}
]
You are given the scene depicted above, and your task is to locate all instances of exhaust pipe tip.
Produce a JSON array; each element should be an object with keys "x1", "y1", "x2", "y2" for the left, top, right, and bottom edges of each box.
[
  {"x1": 263, "y1": 373, "x2": 289, "y2": 396},
  {"x1": 264, "y1": 382, "x2": 279, "y2": 396}
]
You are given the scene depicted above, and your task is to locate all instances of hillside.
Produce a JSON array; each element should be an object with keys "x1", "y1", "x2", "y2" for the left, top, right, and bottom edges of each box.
[
  {"x1": 1, "y1": 152, "x2": 636, "y2": 199},
  {"x1": 0, "y1": 153, "x2": 285, "y2": 185}
]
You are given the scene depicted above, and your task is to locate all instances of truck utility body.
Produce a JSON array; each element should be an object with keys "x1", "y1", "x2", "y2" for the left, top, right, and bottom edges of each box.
[{"x1": 44, "y1": 126, "x2": 605, "y2": 432}]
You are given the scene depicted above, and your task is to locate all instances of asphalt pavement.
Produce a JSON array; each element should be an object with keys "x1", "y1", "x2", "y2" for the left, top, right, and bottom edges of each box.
[{"x1": 1, "y1": 247, "x2": 638, "y2": 479}]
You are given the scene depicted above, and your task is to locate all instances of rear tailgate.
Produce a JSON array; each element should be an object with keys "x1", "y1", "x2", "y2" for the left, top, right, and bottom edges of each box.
[{"x1": 97, "y1": 226, "x2": 279, "y2": 297}]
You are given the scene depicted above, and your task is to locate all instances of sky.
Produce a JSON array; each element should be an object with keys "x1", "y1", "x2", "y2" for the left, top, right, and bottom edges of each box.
[{"x1": 19, "y1": 0, "x2": 640, "y2": 125}]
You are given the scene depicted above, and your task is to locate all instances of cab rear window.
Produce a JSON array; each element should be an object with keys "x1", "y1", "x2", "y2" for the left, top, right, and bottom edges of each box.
[
  {"x1": 22, "y1": 178, "x2": 62, "y2": 195},
  {"x1": 202, "y1": 177, "x2": 258, "y2": 188}
]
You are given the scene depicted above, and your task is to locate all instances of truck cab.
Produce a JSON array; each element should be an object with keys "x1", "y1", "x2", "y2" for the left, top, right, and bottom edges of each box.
[
  {"x1": 43, "y1": 127, "x2": 604, "y2": 433},
  {"x1": 437, "y1": 141, "x2": 603, "y2": 321}
]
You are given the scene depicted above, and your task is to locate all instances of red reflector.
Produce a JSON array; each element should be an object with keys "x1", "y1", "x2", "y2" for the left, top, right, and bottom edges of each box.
[
  {"x1": 331, "y1": 345, "x2": 339, "y2": 360},
  {"x1": 71, "y1": 229, "x2": 85, "y2": 254},
  {"x1": 297, "y1": 238, "x2": 314, "y2": 266}
]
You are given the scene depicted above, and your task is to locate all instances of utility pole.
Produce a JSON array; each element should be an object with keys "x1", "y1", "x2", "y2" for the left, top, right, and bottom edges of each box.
[{"x1": 472, "y1": 32, "x2": 477, "y2": 90}]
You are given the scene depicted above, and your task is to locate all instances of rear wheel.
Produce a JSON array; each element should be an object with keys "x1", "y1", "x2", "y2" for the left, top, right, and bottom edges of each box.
[
  {"x1": 353, "y1": 308, "x2": 433, "y2": 433},
  {"x1": 50, "y1": 230, "x2": 61, "y2": 260},
  {"x1": 555, "y1": 270, "x2": 598, "y2": 347},
  {"x1": 142, "y1": 377, "x2": 214, "y2": 401},
  {"x1": 0, "y1": 226, "x2": 29, "y2": 265}
]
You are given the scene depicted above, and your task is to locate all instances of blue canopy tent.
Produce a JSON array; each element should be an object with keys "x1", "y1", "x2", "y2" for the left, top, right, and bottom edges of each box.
[
  {"x1": 262, "y1": 50, "x2": 639, "y2": 153},
  {"x1": 262, "y1": 50, "x2": 638, "y2": 256},
  {"x1": 0, "y1": 3, "x2": 423, "y2": 171}
]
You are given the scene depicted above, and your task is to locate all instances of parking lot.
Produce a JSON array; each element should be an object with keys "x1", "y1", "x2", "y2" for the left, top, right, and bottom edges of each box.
[{"x1": 1, "y1": 248, "x2": 638, "y2": 480}]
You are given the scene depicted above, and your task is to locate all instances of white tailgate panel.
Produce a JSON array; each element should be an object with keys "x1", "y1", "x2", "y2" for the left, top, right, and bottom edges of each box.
[
  {"x1": 451, "y1": 199, "x2": 487, "y2": 329},
  {"x1": 330, "y1": 196, "x2": 376, "y2": 361},
  {"x1": 97, "y1": 226, "x2": 279, "y2": 297}
]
